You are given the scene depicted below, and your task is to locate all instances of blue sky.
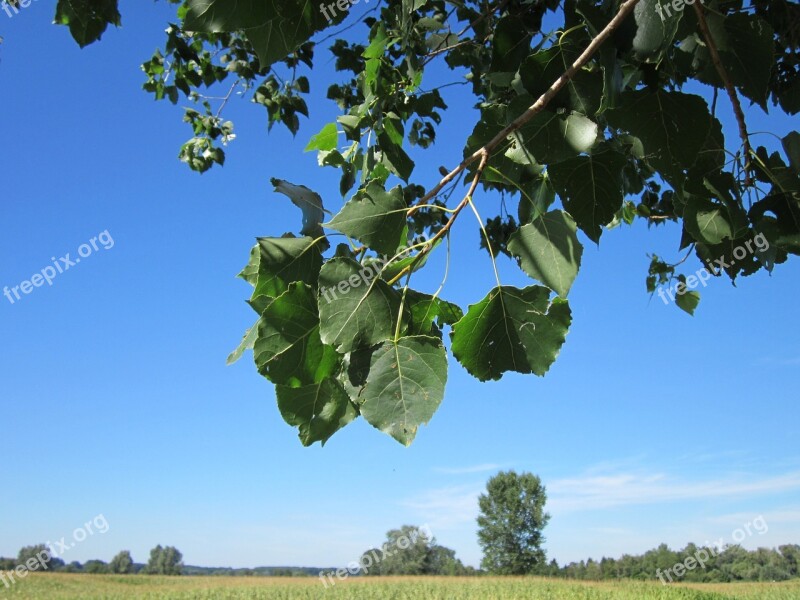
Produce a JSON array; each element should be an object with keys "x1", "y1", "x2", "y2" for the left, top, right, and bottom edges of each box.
[{"x1": 1, "y1": 2, "x2": 798, "y2": 570}]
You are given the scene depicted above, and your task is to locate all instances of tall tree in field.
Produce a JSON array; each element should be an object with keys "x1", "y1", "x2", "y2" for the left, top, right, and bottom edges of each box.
[
  {"x1": 109, "y1": 550, "x2": 134, "y2": 574},
  {"x1": 144, "y1": 545, "x2": 183, "y2": 576},
  {"x1": 477, "y1": 471, "x2": 550, "y2": 575},
  {"x1": 37, "y1": 0, "x2": 800, "y2": 446}
]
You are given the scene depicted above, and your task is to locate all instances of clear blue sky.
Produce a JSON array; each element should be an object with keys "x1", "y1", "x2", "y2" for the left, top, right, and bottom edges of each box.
[{"x1": 1, "y1": 2, "x2": 798, "y2": 570}]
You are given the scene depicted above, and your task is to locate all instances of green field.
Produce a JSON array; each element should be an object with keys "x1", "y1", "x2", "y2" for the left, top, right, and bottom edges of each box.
[{"x1": 2, "y1": 574, "x2": 799, "y2": 599}]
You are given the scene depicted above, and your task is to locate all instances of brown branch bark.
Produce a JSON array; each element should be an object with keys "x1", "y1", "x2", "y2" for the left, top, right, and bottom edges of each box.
[
  {"x1": 409, "y1": 0, "x2": 642, "y2": 216},
  {"x1": 692, "y1": 1, "x2": 753, "y2": 186}
]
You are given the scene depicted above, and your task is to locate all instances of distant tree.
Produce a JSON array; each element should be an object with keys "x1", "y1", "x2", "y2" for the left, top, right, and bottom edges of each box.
[
  {"x1": 0, "y1": 558, "x2": 15, "y2": 571},
  {"x1": 544, "y1": 558, "x2": 560, "y2": 577},
  {"x1": 422, "y1": 544, "x2": 464, "y2": 576},
  {"x1": 83, "y1": 560, "x2": 109, "y2": 574},
  {"x1": 63, "y1": 561, "x2": 83, "y2": 573},
  {"x1": 16, "y1": 544, "x2": 62, "y2": 572},
  {"x1": 144, "y1": 545, "x2": 183, "y2": 575},
  {"x1": 477, "y1": 471, "x2": 550, "y2": 575},
  {"x1": 361, "y1": 525, "x2": 429, "y2": 575},
  {"x1": 585, "y1": 558, "x2": 602, "y2": 580},
  {"x1": 779, "y1": 544, "x2": 800, "y2": 577},
  {"x1": 109, "y1": 551, "x2": 134, "y2": 574},
  {"x1": 360, "y1": 525, "x2": 465, "y2": 576}
]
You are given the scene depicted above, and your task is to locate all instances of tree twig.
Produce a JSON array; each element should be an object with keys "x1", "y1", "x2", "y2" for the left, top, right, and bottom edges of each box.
[
  {"x1": 692, "y1": 1, "x2": 753, "y2": 186},
  {"x1": 408, "y1": 0, "x2": 642, "y2": 216},
  {"x1": 390, "y1": 152, "x2": 490, "y2": 285}
]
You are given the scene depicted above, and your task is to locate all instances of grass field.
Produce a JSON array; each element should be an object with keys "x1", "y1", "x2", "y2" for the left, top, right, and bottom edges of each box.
[{"x1": 1, "y1": 574, "x2": 799, "y2": 599}]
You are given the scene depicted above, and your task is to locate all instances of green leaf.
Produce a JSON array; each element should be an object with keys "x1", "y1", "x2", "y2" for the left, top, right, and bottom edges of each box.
[
  {"x1": 519, "y1": 39, "x2": 603, "y2": 117},
  {"x1": 404, "y1": 290, "x2": 463, "y2": 336},
  {"x1": 686, "y1": 13, "x2": 775, "y2": 110},
  {"x1": 238, "y1": 244, "x2": 261, "y2": 287},
  {"x1": 55, "y1": 0, "x2": 121, "y2": 47},
  {"x1": 491, "y1": 16, "x2": 532, "y2": 73},
  {"x1": 518, "y1": 176, "x2": 556, "y2": 224},
  {"x1": 246, "y1": 236, "x2": 323, "y2": 302},
  {"x1": 632, "y1": 0, "x2": 682, "y2": 62},
  {"x1": 254, "y1": 283, "x2": 340, "y2": 386},
  {"x1": 184, "y1": 0, "x2": 342, "y2": 69},
  {"x1": 356, "y1": 336, "x2": 448, "y2": 446},
  {"x1": 548, "y1": 148, "x2": 627, "y2": 243},
  {"x1": 720, "y1": 14, "x2": 775, "y2": 109},
  {"x1": 271, "y1": 178, "x2": 326, "y2": 238},
  {"x1": 465, "y1": 105, "x2": 542, "y2": 190},
  {"x1": 450, "y1": 286, "x2": 572, "y2": 381},
  {"x1": 507, "y1": 210, "x2": 583, "y2": 298},
  {"x1": 227, "y1": 323, "x2": 259, "y2": 365},
  {"x1": 318, "y1": 257, "x2": 406, "y2": 353},
  {"x1": 606, "y1": 90, "x2": 719, "y2": 185},
  {"x1": 363, "y1": 23, "x2": 389, "y2": 59},
  {"x1": 575, "y1": 0, "x2": 621, "y2": 113},
  {"x1": 782, "y1": 132, "x2": 800, "y2": 174},
  {"x1": 377, "y1": 131, "x2": 415, "y2": 181},
  {"x1": 684, "y1": 198, "x2": 736, "y2": 245},
  {"x1": 508, "y1": 98, "x2": 599, "y2": 165},
  {"x1": 325, "y1": 183, "x2": 408, "y2": 255},
  {"x1": 276, "y1": 379, "x2": 357, "y2": 446},
  {"x1": 675, "y1": 290, "x2": 701, "y2": 316},
  {"x1": 362, "y1": 24, "x2": 389, "y2": 95},
  {"x1": 305, "y1": 122, "x2": 338, "y2": 152}
]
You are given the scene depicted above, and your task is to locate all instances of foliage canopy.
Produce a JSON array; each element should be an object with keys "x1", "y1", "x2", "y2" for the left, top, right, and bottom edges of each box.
[{"x1": 45, "y1": 0, "x2": 800, "y2": 445}]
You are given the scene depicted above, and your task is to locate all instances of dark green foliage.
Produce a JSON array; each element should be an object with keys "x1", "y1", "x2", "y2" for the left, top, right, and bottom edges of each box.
[
  {"x1": 477, "y1": 471, "x2": 550, "y2": 575},
  {"x1": 360, "y1": 525, "x2": 468, "y2": 576},
  {"x1": 49, "y1": 0, "x2": 800, "y2": 446},
  {"x1": 15, "y1": 544, "x2": 62, "y2": 572},
  {"x1": 109, "y1": 550, "x2": 135, "y2": 574},
  {"x1": 144, "y1": 545, "x2": 183, "y2": 576},
  {"x1": 83, "y1": 560, "x2": 109, "y2": 574},
  {"x1": 549, "y1": 543, "x2": 800, "y2": 583}
]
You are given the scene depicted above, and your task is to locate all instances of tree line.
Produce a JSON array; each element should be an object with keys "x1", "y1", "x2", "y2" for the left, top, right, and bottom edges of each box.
[
  {"x1": 3, "y1": 471, "x2": 797, "y2": 582},
  {"x1": 544, "y1": 543, "x2": 800, "y2": 583},
  {"x1": 0, "y1": 545, "x2": 183, "y2": 576}
]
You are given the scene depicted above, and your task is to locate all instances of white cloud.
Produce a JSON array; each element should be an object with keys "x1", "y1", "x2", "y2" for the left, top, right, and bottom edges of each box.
[
  {"x1": 401, "y1": 484, "x2": 483, "y2": 530},
  {"x1": 548, "y1": 470, "x2": 800, "y2": 513},
  {"x1": 708, "y1": 508, "x2": 800, "y2": 526}
]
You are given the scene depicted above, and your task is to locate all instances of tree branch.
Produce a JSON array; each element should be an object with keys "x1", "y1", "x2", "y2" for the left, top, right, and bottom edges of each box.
[
  {"x1": 391, "y1": 152, "x2": 490, "y2": 285},
  {"x1": 409, "y1": 0, "x2": 642, "y2": 216},
  {"x1": 692, "y1": 1, "x2": 753, "y2": 186}
]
